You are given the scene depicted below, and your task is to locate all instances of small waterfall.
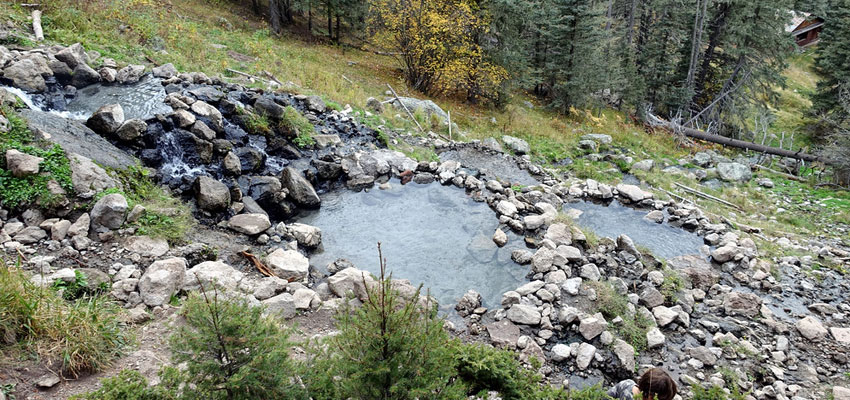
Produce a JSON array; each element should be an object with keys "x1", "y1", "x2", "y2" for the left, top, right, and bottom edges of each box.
[
  {"x1": 157, "y1": 130, "x2": 208, "y2": 182},
  {"x1": 1, "y1": 85, "x2": 90, "y2": 120}
]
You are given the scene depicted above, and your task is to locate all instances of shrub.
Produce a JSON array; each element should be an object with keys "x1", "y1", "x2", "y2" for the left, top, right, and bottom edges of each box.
[
  {"x1": 0, "y1": 266, "x2": 130, "y2": 376},
  {"x1": 52, "y1": 270, "x2": 107, "y2": 300},
  {"x1": 453, "y1": 343, "x2": 568, "y2": 400},
  {"x1": 160, "y1": 286, "x2": 307, "y2": 400},
  {"x1": 585, "y1": 281, "x2": 651, "y2": 352},
  {"x1": 306, "y1": 244, "x2": 464, "y2": 399},
  {"x1": 70, "y1": 369, "x2": 176, "y2": 400}
]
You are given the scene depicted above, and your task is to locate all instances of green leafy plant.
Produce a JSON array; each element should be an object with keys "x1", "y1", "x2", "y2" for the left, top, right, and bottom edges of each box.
[
  {"x1": 52, "y1": 270, "x2": 98, "y2": 300},
  {"x1": 585, "y1": 281, "x2": 651, "y2": 352},
  {"x1": 243, "y1": 111, "x2": 272, "y2": 135},
  {"x1": 0, "y1": 108, "x2": 74, "y2": 208}
]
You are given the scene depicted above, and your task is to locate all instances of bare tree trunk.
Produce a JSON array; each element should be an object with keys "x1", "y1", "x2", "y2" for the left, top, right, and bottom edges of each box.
[
  {"x1": 605, "y1": 0, "x2": 615, "y2": 31},
  {"x1": 685, "y1": 0, "x2": 708, "y2": 99},
  {"x1": 626, "y1": 0, "x2": 639, "y2": 45},
  {"x1": 327, "y1": 2, "x2": 333, "y2": 40},
  {"x1": 692, "y1": 2, "x2": 730, "y2": 106},
  {"x1": 270, "y1": 0, "x2": 283, "y2": 34}
]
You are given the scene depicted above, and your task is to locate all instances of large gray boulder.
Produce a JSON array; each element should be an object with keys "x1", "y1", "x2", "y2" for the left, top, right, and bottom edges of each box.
[
  {"x1": 287, "y1": 223, "x2": 322, "y2": 248},
  {"x1": 506, "y1": 304, "x2": 541, "y2": 325},
  {"x1": 152, "y1": 63, "x2": 178, "y2": 79},
  {"x1": 139, "y1": 257, "x2": 187, "y2": 306},
  {"x1": 228, "y1": 213, "x2": 270, "y2": 235},
  {"x1": 193, "y1": 176, "x2": 230, "y2": 211},
  {"x1": 86, "y1": 104, "x2": 125, "y2": 135},
  {"x1": 796, "y1": 316, "x2": 828, "y2": 341},
  {"x1": 612, "y1": 339, "x2": 636, "y2": 372},
  {"x1": 124, "y1": 236, "x2": 169, "y2": 258},
  {"x1": 616, "y1": 183, "x2": 652, "y2": 202},
  {"x1": 328, "y1": 267, "x2": 376, "y2": 300},
  {"x1": 116, "y1": 64, "x2": 145, "y2": 84},
  {"x1": 68, "y1": 153, "x2": 118, "y2": 199},
  {"x1": 190, "y1": 101, "x2": 223, "y2": 132},
  {"x1": 71, "y1": 63, "x2": 101, "y2": 88},
  {"x1": 90, "y1": 193, "x2": 128, "y2": 233},
  {"x1": 3, "y1": 59, "x2": 47, "y2": 92},
  {"x1": 717, "y1": 162, "x2": 752, "y2": 182},
  {"x1": 263, "y1": 293, "x2": 296, "y2": 319},
  {"x1": 182, "y1": 261, "x2": 244, "y2": 292},
  {"x1": 280, "y1": 167, "x2": 320, "y2": 207},
  {"x1": 501, "y1": 135, "x2": 530, "y2": 155},
  {"x1": 21, "y1": 109, "x2": 136, "y2": 169},
  {"x1": 5, "y1": 149, "x2": 42, "y2": 177},
  {"x1": 391, "y1": 97, "x2": 447, "y2": 121},
  {"x1": 115, "y1": 119, "x2": 147, "y2": 142},
  {"x1": 55, "y1": 43, "x2": 89, "y2": 69},
  {"x1": 266, "y1": 248, "x2": 309, "y2": 281},
  {"x1": 722, "y1": 291, "x2": 762, "y2": 317},
  {"x1": 305, "y1": 95, "x2": 326, "y2": 113}
]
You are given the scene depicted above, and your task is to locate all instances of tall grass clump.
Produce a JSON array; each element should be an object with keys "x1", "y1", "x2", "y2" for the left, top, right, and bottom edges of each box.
[{"x1": 0, "y1": 265, "x2": 129, "y2": 376}]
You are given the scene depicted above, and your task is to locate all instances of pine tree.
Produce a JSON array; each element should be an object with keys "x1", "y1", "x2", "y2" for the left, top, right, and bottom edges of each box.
[
  {"x1": 812, "y1": 0, "x2": 850, "y2": 118},
  {"x1": 305, "y1": 244, "x2": 464, "y2": 400}
]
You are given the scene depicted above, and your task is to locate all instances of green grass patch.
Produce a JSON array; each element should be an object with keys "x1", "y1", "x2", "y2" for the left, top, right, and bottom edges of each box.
[
  {"x1": 101, "y1": 166, "x2": 194, "y2": 244},
  {"x1": 281, "y1": 106, "x2": 315, "y2": 148},
  {"x1": 585, "y1": 280, "x2": 651, "y2": 352}
]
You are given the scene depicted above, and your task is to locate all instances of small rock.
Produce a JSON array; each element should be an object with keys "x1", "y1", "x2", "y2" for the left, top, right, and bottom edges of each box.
[
  {"x1": 5, "y1": 149, "x2": 42, "y2": 177},
  {"x1": 796, "y1": 316, "x2": 828, "y2": 341},
  {"x1": 493, "y1": 229, "x2": 508, "y2": 247},
  {"x1": 228, "y1": 213, "x2": 271, "y2": 235}
]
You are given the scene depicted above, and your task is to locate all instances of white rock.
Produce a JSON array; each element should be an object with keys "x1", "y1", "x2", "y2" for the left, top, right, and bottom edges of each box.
[{"x1": 266, "y1": 248, "x2": 309, "y2": 281}]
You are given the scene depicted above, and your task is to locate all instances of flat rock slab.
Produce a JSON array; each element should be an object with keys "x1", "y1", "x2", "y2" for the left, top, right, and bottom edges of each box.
[
  {"x1": 21, "y1": 109, "x2": 136, "y2": 169},
  {"x1": 486, "y1": 319, "x2": 520, "y2": 348}
]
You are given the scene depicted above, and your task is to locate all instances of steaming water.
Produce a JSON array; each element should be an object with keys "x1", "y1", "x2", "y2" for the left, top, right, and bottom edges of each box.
[
  {"x1": 65, "y1": 75, "x2": 171, "y2": 120},
  {"x1": 294, "y1": 181, "x2": 527, "y2": 308},
  {"x1": 566, "y1": 200, "x2": 705, "y2": 260}
]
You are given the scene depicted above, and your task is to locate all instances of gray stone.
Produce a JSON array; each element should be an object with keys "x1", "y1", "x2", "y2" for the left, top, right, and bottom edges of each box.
[
  {"x1": 124, "y1": 236, "x2": 169, "y2": 258},
  {"x1": 365, "y1": 97, "x2": 383, "y2": 113},
  {"x1": 551, "y1": 343, "x2": 571, "y2": 362},
  {"x1": 253, "y1": 277, "x2": 287, "y2": 300},
  {"x1": 68, "y1": 213, "x2": 90, "y2": 237},
  {"x1": 640, "y1": 287, "x2": 665, "y2": 308},
  {"x1": 280, "y1": 167, "x2": 320, "y2": 207},
  {"x1": 328, "y1": 267, "x2": 376, "y2": 301},
  {"x1": 152, "y1": 63, "x2": 178, "y2": 79},
  {"x1": 456, "y1": 290, "x2": 482, "y2": 317},
  {"x1": 544, "y1": 223, "x2": 572, "y2": 246},
  {"x1": 314, "y1": 134, "x2": 341, "y2": 148},
  {"x1": 263, "y1": 292, "x2": 296, "y2": 319},
  {"x1": 116, "y1": 64, "x2": 145, "y2": 84},
  {"x1": 616, "y1": 184, "x2": 651, "y2": 202},
  {"x1": 796, "y1": 316, "x2": 828, "y2": 341},
  {"x1": 502, "y1": 135, "x2": 530, "y2": 154},
  {"x1": 293, "y1": 288, "x2": 320, "y2": 310},
  {"x1": 5, "y1": 149, "x2": 42, "y2": 177},
  {"x1": 86, "y1": 104, "x2": 125, "y2": 134},
  {"x1": 506, "y1": 304, "x2": 541, "y2": 325},
  {"x1": 139, "y1": 257, "x2": 187, "y2": 306},
  {"x1": 834, "y1": 386, "x2": 850, "y2": 400},
  {"x1": 391, "y1": 97, "x2": 447, "y2": 121},
  {"x1": 831, "y1": 327, "x2": 850, "y2": 344},
  {"x1": 486, "y1": 319, "x2": 520, "y2": 348},
  {"x1": 632, "y1": 159, "x2": 654, "y2": 171},
  {"x1": 183, "y1": 261, "x2": 244, "y2": 292},
  {"x1": 14, "y1": 226, "x2": 46, "y2": 244},
  {"x1": 723, "y1": 291, "x2": 762, "y2": 317},
  {"x1": 612, "y1": 339, "x2": 636, "y2": 371},
  {"x1": 55, "y1": 43, "x2": 88, "y2": 69},
  {"x1": 71, "y1": 63, "x2": 101, "y2": 88},
  {"x1": 51, "y1": 219, "x2": 71, "y2": 241},
  {"x1": 579, "y1": 314, "x2": 608, "y2": 340},
  {"x1": 305, "y1": 95, "x2": 326, "y2": 113},
  {"x1": 253, "y1": 97, "x2": 285, "y2": 119},
  {"x1": 90, "y1": 193, "x2": 128, "y2": 232},
  {"x1": 191, "y1": 101, "x2": 223, "y2": 131},
  {"x1": 652, "y1": 306, "x2": 678, "y2": 326},
  {"x1": 575, "y1": 343, "x2": 597, "y2": 370},
  {"x1": 21, "y1": 109, "x2": 136, "y2": 169},
  {"x1": 228, "y1": 213, "x2": 271, "y2": 235},
  {"x1": 35, "y1": 373, "x2": 60, "y2": 389},
  {"x1": 717, "y1": 162, "x2": 752, "y2": 182},
  {"x1": 647, "y1": 327, "x2": 665, "y2": 349},
  {"x1": 223, "y1": 152, "x2": 241, "y2": 175},
  {"x1": 482, "y1": 137, "x2": 503, "y2": 153},
  {"x1": 115, "y1": 119, "x2": 147, "y2": 141},
  {"x1": 496, "y1": 200, "x2": 518, "y2": 217},
  {"x1": 493, "y1": 229, "x2": 508, "y2": 247},
  {"x1": 194, "y1": 176, "x2": 230, "y2": 211},
  {"x1": 562, "y1": 277, "x2": 582, "y2": 296},
  {"x1": 580, "y1": 134, "x2": 612, "y2": 144},
  {"x1": 99, "y1": 67, "x2": 117, "y2": 83},
  {"x1": 191, "y1": 121, "x2": 216, "y2": 141},
  {"x1": 288, "y1": 223, "x2": 322, "y2": 248},
  {"x1": 3, "y1": 59, "x2": 47, "y2": 91},
  {"x1": 266, "y1": 248, "x2": 309, "y2": 281},
  {"x1": 645, "y1": 210, "x2": 664, "y2": 223},
  {"x1": 68, "y1": 153, "x2": 118, "y2": 199}
]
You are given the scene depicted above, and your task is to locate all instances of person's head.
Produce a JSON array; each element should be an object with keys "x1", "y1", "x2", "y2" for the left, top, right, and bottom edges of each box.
[{"x1": 637, "y1": 368, "x2": 678, "y2": 400}]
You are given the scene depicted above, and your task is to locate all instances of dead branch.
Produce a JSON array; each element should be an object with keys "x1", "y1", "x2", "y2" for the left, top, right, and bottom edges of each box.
[
  {"x1": 752, "y1": 164, "x2": 807, "y2": 182},
  {"x1": 261, "y1": 70, "x2": 283, "y2": 85},
  {"x1": 673, "y1": 182, "x2": 743, "y2": 210},
  {"x1": 239, "y1": 251, "x2": 276, "y2": 278},
  {"x1": 386, "y1": 83, "x2": 424, "y2": 133}
]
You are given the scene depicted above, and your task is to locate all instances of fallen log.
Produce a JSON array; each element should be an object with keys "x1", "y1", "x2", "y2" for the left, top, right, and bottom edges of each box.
[
  {"x1": 648, "y1": 114, "x2": 831, "y2": 165},
  {"x1": 32, "y1": 10, "x2": 43, "y2": 41},
  {"x1": 673, "y1": 182, "x2": 743, "y2": 211},
  {"x1": 752, "y1": 164, "x2": 807, "y2": 182}
]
